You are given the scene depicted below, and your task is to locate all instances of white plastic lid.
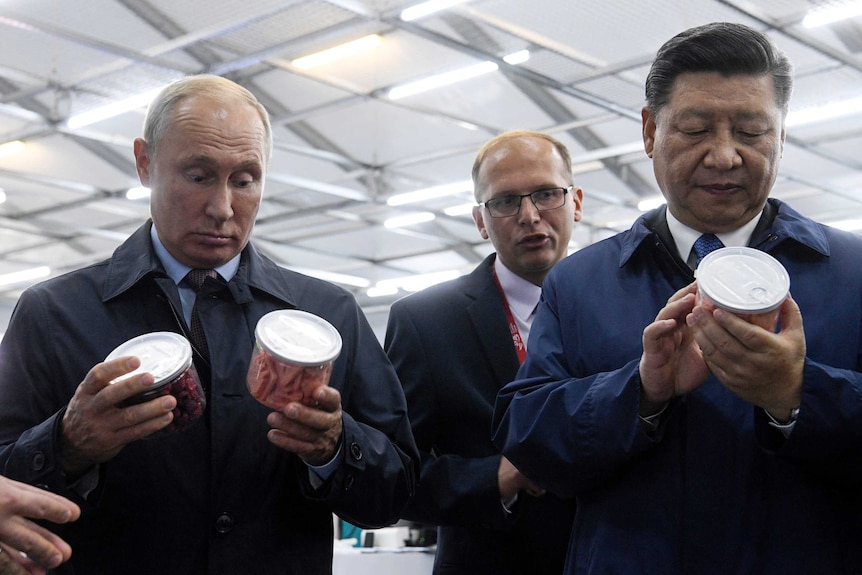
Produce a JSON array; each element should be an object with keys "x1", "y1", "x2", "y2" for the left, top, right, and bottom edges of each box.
[
  {"x1": 696, "y1": 247, "x2": 790, "y2": 314},
  {"x1": 254, "y1": 309, "x2": 342, "y2": 366},
  {"x1": 105, "y1": 331, "x2": 193, "y2": 385}
]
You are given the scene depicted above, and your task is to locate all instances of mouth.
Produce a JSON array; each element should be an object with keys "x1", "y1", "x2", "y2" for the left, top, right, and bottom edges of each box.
[
  {"x1": 699, "y1": 182, "x2": 742, "y2": 194},
  {"x1": 519, "y1": 233, "x2": 550, "y2": 249}
]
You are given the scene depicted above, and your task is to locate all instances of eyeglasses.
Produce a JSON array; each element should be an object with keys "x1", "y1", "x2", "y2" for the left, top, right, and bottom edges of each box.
[{"x1": 480, "y1": 186, "x2": 571, "y2": 218}]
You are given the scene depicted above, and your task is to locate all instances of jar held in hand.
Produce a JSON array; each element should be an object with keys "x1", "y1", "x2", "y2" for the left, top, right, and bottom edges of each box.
[
  {"x1": 695, "y1": 247, "x2": 790, "y2": 331},
  {"x1": 105, "y1": 332, "x2": 206, "y2": 435},
  {"x1": 247, "y1": 310, "x2": 342, "y2": 410}
]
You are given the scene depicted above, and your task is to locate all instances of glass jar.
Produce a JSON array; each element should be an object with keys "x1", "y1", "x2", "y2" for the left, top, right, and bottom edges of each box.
[
  {"x1": 105, "y1": 332, "x2": 206, "y2": 434},
  {"x1": 247, "y1": 310, "x2": 342, "y2": 410},
  {"x1": 695, "y1": 246, "x2": 790, "y2": 331}
]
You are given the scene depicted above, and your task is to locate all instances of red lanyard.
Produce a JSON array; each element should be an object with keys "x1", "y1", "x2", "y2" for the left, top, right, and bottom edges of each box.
[{"x1": 492, "y1": 266, "x2": 527, "y2": 364}]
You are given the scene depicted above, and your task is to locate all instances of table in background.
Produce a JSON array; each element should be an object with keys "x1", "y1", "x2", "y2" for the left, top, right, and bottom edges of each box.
[{"x1": 333, "y1": 547, "x2": 434, "y2": 575}]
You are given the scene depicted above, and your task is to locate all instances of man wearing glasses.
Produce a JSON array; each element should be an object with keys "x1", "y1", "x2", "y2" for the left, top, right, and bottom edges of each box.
[{"x1": 385, "y1": 130, "x2": 582, "y2": 574}]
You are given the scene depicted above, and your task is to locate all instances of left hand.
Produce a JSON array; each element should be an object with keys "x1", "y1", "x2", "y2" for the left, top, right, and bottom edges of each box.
[
  {"x1": 266, "y1": 385, "x2": 343, "y2": 466},
  {"x1": 687, "y1": 293, "x2": 806, "y2": 420}
]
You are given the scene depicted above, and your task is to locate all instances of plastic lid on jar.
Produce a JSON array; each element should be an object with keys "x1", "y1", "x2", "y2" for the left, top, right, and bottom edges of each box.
[
  {"x1": 696, "y1": 247, "x2": 790, "y2": 314},
  {"x1": 254, "y1": 310, "x2": 342, "y2": 366},
  {"x1": 105, "y1": 331, "x2": 193, "y2": 385}
]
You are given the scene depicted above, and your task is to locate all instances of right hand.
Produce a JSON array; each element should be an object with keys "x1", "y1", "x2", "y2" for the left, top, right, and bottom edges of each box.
[
  {"x1": 639, "y1": 283, "x2": 710, "y2": 415},
  {"x1": 0, "y1": 475, "x2": 80, "y2": 574},
  {"x1": 498, "y1": 456, "x2": 545, "y2": 503},
  {"x1": 59, "y1": 356, "x2": 177, "y2": 476}
]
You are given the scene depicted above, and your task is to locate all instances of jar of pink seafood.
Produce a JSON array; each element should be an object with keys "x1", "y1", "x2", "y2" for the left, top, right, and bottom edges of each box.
[
  {"x1": 695, "y1": 246, "x2": 790, "y2": 332},
  {"x1": 105, "y1": 332, "x2": 206, "y2": 435},
  {"x1": 247, "y1": 310, "x2": 342, "y2": 411}
]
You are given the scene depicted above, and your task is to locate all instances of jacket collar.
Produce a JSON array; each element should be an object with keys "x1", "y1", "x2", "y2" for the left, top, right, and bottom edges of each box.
[
  {"x1": 101, "y1": 221, "x2": 297, "y2": 307},
  {"x1": 618, "y1": 198, "x2": 829, "y2": 268}
]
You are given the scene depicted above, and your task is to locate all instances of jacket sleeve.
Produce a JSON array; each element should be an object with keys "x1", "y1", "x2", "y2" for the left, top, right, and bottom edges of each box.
[
  {"x1": 300, "y1": 297, "x2": 418, "y2": 529},
  {"x1": 0, "y1": 289, "x2": 83, "y2": 499},
  {"x1": 384, "y1": 302, "x2": 510, "y2": 529},
  {"x1": 491, "y1": 272, "x2": 664, "y2": 499}
]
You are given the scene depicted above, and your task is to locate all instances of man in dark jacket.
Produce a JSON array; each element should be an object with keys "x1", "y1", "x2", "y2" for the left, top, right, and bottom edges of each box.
[
  {"x1": 0, "y1": 74, "x2": 417, "y2": 575},
  {"x1": 493, "y1": 23, "x2": 862, "y2": 574},
  {"x1": 385, "y1": 130, "x2": 582, "y2": 574}
]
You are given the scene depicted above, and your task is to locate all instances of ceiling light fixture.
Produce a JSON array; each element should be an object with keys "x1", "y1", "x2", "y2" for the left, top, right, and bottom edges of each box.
[
  {"x1": 503, "y1": 50, "x2": 530, "y2": 65},
  {"x1": 374, "y1": 269, "x2": 462, "y2": 292},
  {"x1": 384, "y1": 212, "x2": 436, "y2": 228},
  {"x1": 0, "y1": 140, "x2": 25, "y2": 158},
  {"x1": 388, "y1": 61, "x2": 498, "y2": 100},
  {"x1": 66, "y1": 87, "x2": 164, "y2": 129},
  {"x1": 786, "y1": 95, "x2": 862, "y2": 127},
  {"x1": 826, "y1": 218, "x2": 862, "y2": 232},
  {"x1": 289, "y1": 267, "x2": 371, "y2": 288},
  {"x1": 443, "y1": 203, "x2": 475, "y2": 216},
  {"x1": 802, "y1": 1, "x2": 862, "y2": 27},
  {"x1": 126, "y1": 186, "x2": 151, "y2": 200},
  {"x1": 0, "y1": 266, "x2": 50, "y2": 288},
  {"x1": 637, "y1": 196, "x2": 666, "y2": 211},
  {"x1": 387, "y1": 179, "x2": 472, "y2": 206},
  {"x1": 400, "y1": 0, "x2": 470, "y2": 22},
  {"x1": 291, "y1": 34, "x2": 383, "y2": 70}
]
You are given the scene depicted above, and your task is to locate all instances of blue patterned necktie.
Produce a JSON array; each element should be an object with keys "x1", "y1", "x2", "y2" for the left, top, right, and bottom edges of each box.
[
  {"x1": 185, "y1": 269, "x2": 217, "y2": 359},
  {"x1": 692, "y1": 233, "x2": 724, "y2": 268}
]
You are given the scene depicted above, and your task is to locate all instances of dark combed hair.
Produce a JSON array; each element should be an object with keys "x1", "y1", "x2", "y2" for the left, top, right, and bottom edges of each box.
[{"x1": 645, "y1": 22, "x2": 794, "y2": 116}]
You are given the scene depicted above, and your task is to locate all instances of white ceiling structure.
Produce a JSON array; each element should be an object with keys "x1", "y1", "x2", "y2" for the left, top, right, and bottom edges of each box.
[{"x1": 0, "y1": 0, "x2": 861, "y2": 329}]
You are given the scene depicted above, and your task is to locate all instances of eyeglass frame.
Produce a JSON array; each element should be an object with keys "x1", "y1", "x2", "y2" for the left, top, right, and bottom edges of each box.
[{"x1": 478, "y1": 185, "x2": 572, "y2": 218}]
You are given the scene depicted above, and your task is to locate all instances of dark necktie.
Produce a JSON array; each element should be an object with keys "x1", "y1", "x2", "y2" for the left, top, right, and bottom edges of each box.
[
  {"x1": 692, "y1": 233, "x2": 724, "y2": 268},
  {"x1": 185, "y1": 269, "x2": 217, "y2": 360}
]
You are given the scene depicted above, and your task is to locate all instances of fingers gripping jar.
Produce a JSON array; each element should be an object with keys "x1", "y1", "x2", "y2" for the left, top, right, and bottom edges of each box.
[
  {"x1": 695, "y1": 247, "x2": 790, "y2": 331},
  {"x1": 105, "y1": 332, "x2": 206, "y2": 435},
  {"x1": 247, "y1": 310, "x2": 342, "y2": 410}
]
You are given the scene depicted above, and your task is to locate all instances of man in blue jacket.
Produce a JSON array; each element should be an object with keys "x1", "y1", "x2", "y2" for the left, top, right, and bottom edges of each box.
[
  {"x1": 0, "y1": 74, "x2": 417, "y2": 574},
  {"x1": 493, "y1": 22, "x2": 862, "y2": 574}
]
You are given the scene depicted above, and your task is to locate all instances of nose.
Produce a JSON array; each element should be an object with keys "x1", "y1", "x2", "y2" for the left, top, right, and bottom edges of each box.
[
  {"x1": 703, "y1": 130, "x2": 743, "y2": 171},
  {"x1": 517, "y1": 196, "x2": 541, "y2": 224},
  {"x1": 205, "y1": 181, "x2": 234, "y2": 222}
]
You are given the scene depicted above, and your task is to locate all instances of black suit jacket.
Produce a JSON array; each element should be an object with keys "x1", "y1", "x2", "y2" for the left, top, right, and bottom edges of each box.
[{"x1": 385, "y1": 254, "x2": 575, "y2": 575}]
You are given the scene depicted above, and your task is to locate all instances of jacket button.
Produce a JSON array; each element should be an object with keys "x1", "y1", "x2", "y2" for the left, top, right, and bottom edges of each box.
[
  {"x1": 31, "y1": 451, "x2": 45, "y2": 471},
  {"x1": 215, "y1": 513, "x2": 233, "y2": 534},
  {"x1": 349, "y1": 442, "x2": 362, "y2": 461}
]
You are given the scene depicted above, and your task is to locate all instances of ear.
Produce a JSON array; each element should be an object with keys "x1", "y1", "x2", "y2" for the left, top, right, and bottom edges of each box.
[
  {"x1": 133, "y1": 138, "x2": 151, "y2": 187},
  {"x1": 642, "y1": 107, "x2": 656, "y2": 158},
  {"x1": 472, "y1": 205, "x2": 490, "y2": 240},
  {"x1": 571, "y1": 186, "x2": 584, "y2": 222}
]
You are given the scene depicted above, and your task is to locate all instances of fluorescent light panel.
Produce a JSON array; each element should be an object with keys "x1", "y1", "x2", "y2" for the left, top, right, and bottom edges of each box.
[
  {"x1": 400, "y1": 0, "x2": 469, "y2": 21},
  {"x1": 0, "y1": 266, "x2": 50, "y2": 287},
  {"x1": 66, "y1": 87, "x2": 164, "y2": 129},
  {"x1": 126, "y1": 186, "x2": 151, "y2": 200},
  {"x1": 802, "y1": 1, "x2": 862, "y2": 27},
  {"x1": 387, "y1": 179, "x2": 472, "y2": 206},
  {"x1": 0, "y1": 140, "x2": 25, "y2": 158},
  {"x1": 384, "y1": 212, "x2": 436, "y2": 228},
  {"x1": 388, "y1": 61, "x2": 498, "y2": 100},
  {"x1": 291, "y1": 34, "x2": 382, "y2": 70},
  {"x1": 786, "y1": 95, "x2": 862, "y2": 127}
]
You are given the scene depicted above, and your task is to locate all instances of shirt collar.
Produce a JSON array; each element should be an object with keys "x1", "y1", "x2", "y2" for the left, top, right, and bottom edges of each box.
[
  {"x1": 150, "y1": 225, "x2": 240, "y2": 285},
  {"x1": 666, "y1": 208, "x2": 760, "y2": 261},
  {"x1": 494, "y1": 257, "x2": 542, "y2": 321}
]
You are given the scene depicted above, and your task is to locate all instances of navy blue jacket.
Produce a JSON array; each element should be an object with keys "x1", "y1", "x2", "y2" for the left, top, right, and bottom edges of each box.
[
  {"x1": 493, "y1": 200, "x2": 862, "y2": 574},
  {"x1": 386, "y1": 254, "x2": 575, "y2": 575},
  {"x1": 0, "y1": 221, "x2": 418, "y2": 575}
]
